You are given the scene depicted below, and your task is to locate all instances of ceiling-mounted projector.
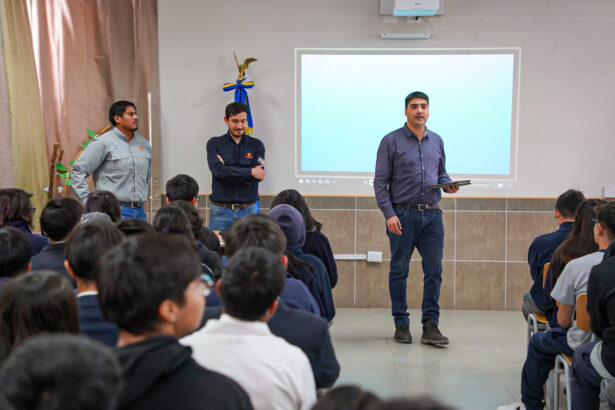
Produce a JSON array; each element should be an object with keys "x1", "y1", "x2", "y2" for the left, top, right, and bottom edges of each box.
[{"x1": 380, "y1": 0, "x2": 442, "y2": 17}]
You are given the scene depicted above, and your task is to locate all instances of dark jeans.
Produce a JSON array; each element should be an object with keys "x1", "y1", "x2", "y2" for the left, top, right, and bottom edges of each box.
[
  {"x1": 571, "y1": 340, "x2": 602, "y2": 410},
  {"x1": 521, "y1": 327, "x2": 573, "y2": 410},
  {"x1": 208, "y1": 203, "x2": 258, "y2": 232},
  {"x1": 121, "y1": 205, "x2": 146, "y2": 220},
  {"x1": 387, "y1": 207, "x2": 443, "y2": 326}
]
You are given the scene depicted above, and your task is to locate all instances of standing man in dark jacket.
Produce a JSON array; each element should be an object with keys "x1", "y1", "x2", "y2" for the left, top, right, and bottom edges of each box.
[{"x1": 206, "y1": 102, "x2": 265, "y2": 231}]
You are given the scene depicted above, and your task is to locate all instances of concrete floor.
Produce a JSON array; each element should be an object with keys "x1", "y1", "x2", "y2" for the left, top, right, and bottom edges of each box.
[{"x1": 329, "y1": 308, "x2": 529, "y2": 410}]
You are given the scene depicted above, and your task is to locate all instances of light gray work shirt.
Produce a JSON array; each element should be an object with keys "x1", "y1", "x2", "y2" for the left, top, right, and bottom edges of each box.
[{"x1": 71, "y1": 127, "x2": 152, "y2": 204}]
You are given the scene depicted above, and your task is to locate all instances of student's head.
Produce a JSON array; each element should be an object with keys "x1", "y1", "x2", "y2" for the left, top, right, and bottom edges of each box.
[
  {"x1": 0, "y1": 334, "x2": 122, "y2": 410},
  {"x1": 225, "y1": 214, "x2": 287, "y2": 258},
  {"x1": 555, "y1": 189, "x2": 585, "y2": 220},
  {"x1": 596, "y1": 201, "x2": 615, "y2": 242},
  {"x1": 116, "y1": 218, "x2": 155, "y2": 236},
  {"x1": 379, "y1": 397, "x2": 455, "y2": 410},
  {"x1": 405, "y1": 91, "x2": 429, "y2": 108},
  {"x1": 271, "y1": 189, "x2": 322, "y2": 232},
  {"x1": 268, "y1": 204, "x2": 306, "y2": 249},
  {"x1": 85, "y1": 191, "x2": 121, "y2": 222},
  {"x1": 219, "y1": 247, "x2": 285, "y2": 321},
  {"x1": 153, "y1": 205, "x2": 192, "y2": 238},
  {"x1": 172, "y1": 200, "x2": 203, "y2": 239},
  {"x1": 166, "y1": 174, "x2": 199, "y2": 202},
  {"x1": 97, "y1": 234, "x2": 205, "y2": 337},
  {"x1": 0, "y1": 188, "x2": 35, "y2": 228},
  {"x1": 108, "y1": 100, "x2": 136, "y2": 127},
  {"x1": 311, "y1": 385, "x2": 382, "y2": 410},
  {"x1": 0, "y1": 227, "x2": 32, "y2": 279},
  {"x1": 0, "y1": 270, "x2": 79, "y2": 363},
  {"x1": 65, "y1": 222, "x2": 124, "y2": 283},
  {"x1": 39, "y1": 197, "x2": 83, "y2": 241}
]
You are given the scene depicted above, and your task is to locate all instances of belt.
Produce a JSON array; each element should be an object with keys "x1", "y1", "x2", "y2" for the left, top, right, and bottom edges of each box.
[
  {"x1": 211, "y1": 201, "x2": 255, "y2": 210},
  {"x1": 120, "y1": 201, "x2": 144, "y2": 209},
  {"x1": 393, "y1": 203, "x2": 439, "y2": 211}
]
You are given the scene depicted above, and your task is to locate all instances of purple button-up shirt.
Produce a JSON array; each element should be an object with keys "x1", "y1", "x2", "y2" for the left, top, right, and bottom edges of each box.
[{"x1": 374, "y1": 124, "x2": 451, "y2": 220}]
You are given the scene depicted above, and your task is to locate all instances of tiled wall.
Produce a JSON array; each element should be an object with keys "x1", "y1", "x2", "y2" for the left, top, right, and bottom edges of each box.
[{"x1": 189, "y1": 195, "x2": 559, "y2": 312}]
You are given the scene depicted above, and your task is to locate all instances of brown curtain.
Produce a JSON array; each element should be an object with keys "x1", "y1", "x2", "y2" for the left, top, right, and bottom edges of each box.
[
  {"x1": 27, "y1": 0, "x2": 161, "y2": 213},
  {"x1": 0, "y1": 0, "x2": 48, "y2": 221}
]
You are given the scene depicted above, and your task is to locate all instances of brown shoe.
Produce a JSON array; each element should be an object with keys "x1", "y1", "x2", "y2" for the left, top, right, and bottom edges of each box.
[
  {"x1": 394, "y1": 325, "x2": 412, "y2": 343},
  {"x1": 420, "y1": 321, "x2": 449, "y2": 345}
]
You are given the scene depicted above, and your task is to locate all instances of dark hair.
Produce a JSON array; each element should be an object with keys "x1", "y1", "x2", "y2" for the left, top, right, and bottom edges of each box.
[
  {"x1": 225, "y1": 102, "x2": 248, "y2": 119},
  {"x1": 271, "y1": 189, "x2": 322, "y2": 232},
  {"x1": 555, "y1": 189, "x2": 585, "y2": 219},
  {"x1": 172, "y1": 200, "x2": 203, "y2": 239},
  {"x1": 0, "y1": 188, "x2": 34, "y2": 228},
  {"x1": 0, "y1": 227, "x2": 32, "y2": 278},
  {"x1": 97, "y1": 234, "x2": 201, "y2": 335},
  {"x1": 378, "y1": 396, "x2": 455, "y2": 410},
  {"x1": 597, "y1": 201, "x2": 615, "y2": 240},
  {"x1": 0, "y1": 270, "x2": 79, "y2": 364},
  {"x1": 85, "y1": 191, "x2": 121, "y2": 222},
  {"x1": 40, "y1": 197, "x2": 83, "y2": 241},
  {"x1": 225, "y1": 214, "x2": 287, "y2": 258},
  {"x1": 153, "y1": 205, "x2": 192, "y2": 237},
  {"x1": 312, "y1": 385, "x2": 382, "y2": 410},
  {"x1": 116, "y1": 218, "x2": 155, "y2": 236},
  {"x1": 65, "y1": 222, "x2": 124, "y2": 281},
  {"x1": 108, "y1": 100, "x2": 135, "y2": 126},
  {"x1": 0, "y1": 334, "x2": 122, "y2": 410},
  {"x1": 166, "y1": 174, "x2": 199, "y2": 202},
  {"x1": 405, "y1": 91, "x2": 429, "y2": 107},
  {"x1": 220, "y1": 247, "x2": 285, "y2": 321},
  {"x1": 551, "y1": 199, "x2": 604, "y2": 282}
]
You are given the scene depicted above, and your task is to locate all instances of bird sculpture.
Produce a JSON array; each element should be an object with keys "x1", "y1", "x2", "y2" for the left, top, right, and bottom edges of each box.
[{"x1": 234, "y1": 52, "x2": 258, "y2": 79}]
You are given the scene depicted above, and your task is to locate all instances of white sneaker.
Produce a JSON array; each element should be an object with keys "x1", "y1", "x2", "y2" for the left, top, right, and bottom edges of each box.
[{"x1": 496, "y1": 402, "x2": 526, "y2": 410}]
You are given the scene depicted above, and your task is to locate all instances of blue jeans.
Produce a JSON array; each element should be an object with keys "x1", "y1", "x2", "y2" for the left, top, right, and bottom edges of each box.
[
  {"x1": 387, "y1": 207, "x2": 444, "y2": 326},
  {"x1": 209, "y1": 203, "x2": 258, "y2": 232},
  {"x1": 520, "y1": 327, "x2": 573, "y2": 410},
  {"x1": 571, "y1": 340, "x2": 602, "y2": 410},
  {"x1": 121, "y1": 205, "x2": 146, "y2": 220}
]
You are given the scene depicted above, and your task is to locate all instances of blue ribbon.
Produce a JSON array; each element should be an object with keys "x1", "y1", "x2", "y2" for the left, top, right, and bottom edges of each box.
[{"x1": 222, "y1": 77, "x2": 255, "y2": 135}]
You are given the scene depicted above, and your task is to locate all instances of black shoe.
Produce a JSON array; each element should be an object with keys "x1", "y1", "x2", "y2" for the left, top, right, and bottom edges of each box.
[
  {"x1": 394, "y1": 325, "x2": 412, "y2": 343},
  {"x1": 420, "y1": 321, "x2": 449, "y2": 345}
]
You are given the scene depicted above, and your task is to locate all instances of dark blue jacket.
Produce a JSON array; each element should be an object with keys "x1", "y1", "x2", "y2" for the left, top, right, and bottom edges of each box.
[
  {"x1": 303, "y1": 231, "x2": 338, "y2": 288},
  {"x1": 292, "y1": 250, "x2": 336, "y2": 322},
  {"x1": 77, "y1": 293, "x2": 118, "y2": 347},
  {"x1": 200, "y1": 301, "x2": 340, "y2": 388},
  {"x1": 30, "y1": 242, "x2": 75, "y2": 287},
  {"x1": 9, "y1": 221, "x2": 48, "y2": 256}
]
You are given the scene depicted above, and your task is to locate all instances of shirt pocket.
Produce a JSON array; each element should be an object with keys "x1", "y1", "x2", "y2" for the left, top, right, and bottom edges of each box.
[
  {"x1": 132, "y1": 149, "x2": 151, "y2": 179},
  {"x1": 106, "y1": 151, "x2": 130, "y2": 171}
]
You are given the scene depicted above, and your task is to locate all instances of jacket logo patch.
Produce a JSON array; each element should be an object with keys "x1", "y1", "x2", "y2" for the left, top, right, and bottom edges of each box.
[
  {"x1": 245, "y1": 152, "x2": 253, "y2": 159},
  {"x1": 140, "y1": 146, "x2": 143, "y2": 150}
]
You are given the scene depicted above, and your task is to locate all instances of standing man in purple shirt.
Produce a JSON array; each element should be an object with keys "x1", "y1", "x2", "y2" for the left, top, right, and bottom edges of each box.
[{"x1": 374, "y1": 91, "x2": 459, "y2": 346}]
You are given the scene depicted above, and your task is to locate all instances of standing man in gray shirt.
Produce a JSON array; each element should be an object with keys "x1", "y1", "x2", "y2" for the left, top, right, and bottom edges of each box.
[
  {"x1": 71, "y1": 101, "x2": 152, "y2": 220},
  {"x1": 374, "y1": 91, "x2": 458, "y2": 346}
]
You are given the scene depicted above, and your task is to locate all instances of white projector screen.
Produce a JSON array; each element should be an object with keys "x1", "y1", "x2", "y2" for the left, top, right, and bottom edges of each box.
[{"x1": 295, "y1": 48, "x2": 520, "y2": 186}]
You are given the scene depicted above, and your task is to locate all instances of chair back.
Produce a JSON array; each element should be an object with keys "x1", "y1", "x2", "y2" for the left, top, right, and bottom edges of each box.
[
  {"x1": 576, "y1": 293, "x2": 590, "y2": 331},
  {"x1": 542, "y1": 262, "x2": 551, "y2": 287}
]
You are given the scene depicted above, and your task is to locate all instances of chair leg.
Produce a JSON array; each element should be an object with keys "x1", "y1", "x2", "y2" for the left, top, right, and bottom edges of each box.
[
  {"x1": 564, "y1": 361, "x2": 571, "y2": 410},
  {"x1": 553, "y1": 362, "x2": 561, "y2": 410}
]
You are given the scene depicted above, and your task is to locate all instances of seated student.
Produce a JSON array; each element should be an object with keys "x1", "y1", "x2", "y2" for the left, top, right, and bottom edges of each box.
[
  {"x1": 97, "y1": 234, "x2": 252, "y2": 410},
  {"x1": 81, "y1": 211, "x2": 113, "y2": 224},
  {"x1": 182, "y1": 247, "x2": 316, "y2": 410},
  {"x1": 311, "y1": 385, "x2": 382, "y2": 410},
  {"x1": 224, "y1": 214, "x2": 320, "y2": 316},
  {"x1": 116, "y1": 218, "x2": 155, "y2": 236},
  {"x1": 0, "y1": 334, "x2": 122, "y2": 410},
  {"x1": 166, "y1": 174, "x2": 222, "y2": 255},
  {"x1": 523, "y1": 189, "x2": 584, "y2": 319},
  {"x1": 271, "y1": 189, "x2": 338, "y2": 288},
  {"x1": 85, "y1": 190, "x2": 122, "y2": 222},
  {"x1": 31, "y1": 197, "x2": 83, "y2": 283},
  {"x1": 0, "y1": 270, "x2": 79, "y2": 364},
  {"x1": 269, "y1": 204, "x2": 335, "y2": 322},
  {"x1": 65, "y1": 222, "x2": 124, "y2": 347},
  {"x1": 0, "y1": 188, "x2": 48, "y2": 255},
  {"x1": 0, "y1": 227, "x2": 32, "y2": 290},
  {"x1": 571, "y1": 203, "x2": 615, "y2": 410},
  {"x1": 498, "y1": 200, "x2": 608, "y2": 410}
]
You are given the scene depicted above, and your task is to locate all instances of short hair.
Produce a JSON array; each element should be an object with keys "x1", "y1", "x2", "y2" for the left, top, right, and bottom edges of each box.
[
  {"x1": 108, "y1": 100, "x2": 136, "y2": 126},
  {"x1": 224, "y1": 214, "x2": 287, "y2": 258},
  {"x1": 153, "y1": 205, "x2": 192, "y2": 237},
  {"x1": 379, "y1": 396, "x2": 455, "y2": 410},
  {"x1": 0, "y1": 227, "x2": 32, "y2": 278},
  {"x1": 405, "y1": 91, "x2": 429, "y2": 107},
  {"x1": 39, "y1": 197, "x2": 83, "y2": 241},
  {"x1": 225, "y1": 102, "x2": 248, "y2": 119},
  {"x1": 166, "y1": 174, "x2": 199, "y2": 201},
  {"x1": 172, "y1": 200, "x2": 203, "y2": 239},
  {"x1": 116, "y1": 218, "x2": 155, "y2": 236},
  {"x1": 597, "y1": 201, "x2": 615, "y2": 240},
  {"x1": 85, "y1": 191, "x2": 121, "y2": 222},
  {"x1": 65, "y1": 222, "x2": 124, "y2": 281},
  {"x1": 271, "y1": 189, "x2": 322, "y2": 232},
  {"x1": 0, "y1": 334, "x2": 122, "y2": 410},
  {"x1": 220, "y1": 247, "x2": 285, "y2": 321},
  {"x1": 311, "y1": 385, "x2": 382, "y2": 410},
  {"x1": 97, "y1": 234, "x2": 201, "y2": 335},
  {"x1": 0, "y1": 188, "x2": 34, "y2": 228},
  {"x1": 0, "y1": 270, "x2": 79, "y2": 363},
  {"x1": 555, "y1": 189, "x2": 585, "y2": 219}
]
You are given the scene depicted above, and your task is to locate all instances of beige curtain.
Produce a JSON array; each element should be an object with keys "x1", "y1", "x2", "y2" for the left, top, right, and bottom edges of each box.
[
  {"x1": 27, "y1": 0, "x2": 161, "y2": 212},
  {"x1": 0, "y1": 0, "x2": 49, "y2": 220},
  {"x1": 0, "y1": 17, "x2": 15, "y2": 188}
]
